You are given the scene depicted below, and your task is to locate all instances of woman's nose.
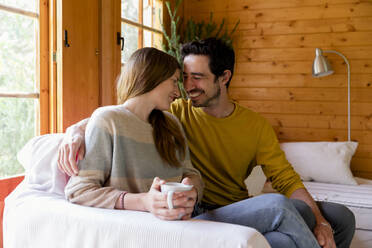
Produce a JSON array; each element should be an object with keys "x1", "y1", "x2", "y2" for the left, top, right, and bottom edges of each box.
[{"x1": 174, "y1": 83, "x2": 181, "y2": 97}]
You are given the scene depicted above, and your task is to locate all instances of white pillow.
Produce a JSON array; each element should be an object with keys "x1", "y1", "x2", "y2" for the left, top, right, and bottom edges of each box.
[
  {"x1": 17, "y1": 133, "x2": 69, "y2": 195},
  {"x1": 280, "y1": 141, "x2": 358, "y2": 185}
]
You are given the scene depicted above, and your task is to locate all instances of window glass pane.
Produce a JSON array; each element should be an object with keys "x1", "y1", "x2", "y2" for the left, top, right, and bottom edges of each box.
[
  {"x1": 121, "y1": 0, "x2": 138, "y2": 22},
  {"x1": 121, "y1": 23, "x2": 139, "y2": 64},
  {"x1": 153, "y1": 0, "x2": 162, "y2": 31},
  {"x1": 0, "y1": 10, "x2": 37, "y2": 93},
  {"x1": 143, "y1": 31, "x2": 162, "y2": 50},
  {"x1": 144, "y1": 30, "x2": 152, "y2": 47},
  {"x1": 143, "y1": 0, "x2": 151, "y2": 27},
  {"x1": 0, "y1": 97, "x2": 36, "y2": 177},
  {"x1": 0, "y1": 0, "x2": 38, "y2": 13},
  {"x1": 153, "y1": 32, "x2": 163, "y2": 50}
]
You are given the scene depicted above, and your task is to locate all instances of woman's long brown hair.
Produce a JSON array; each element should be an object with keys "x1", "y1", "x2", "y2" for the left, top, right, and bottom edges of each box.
[{"x1": 117, "y1": 48, "x2": 185, "y2": 167}]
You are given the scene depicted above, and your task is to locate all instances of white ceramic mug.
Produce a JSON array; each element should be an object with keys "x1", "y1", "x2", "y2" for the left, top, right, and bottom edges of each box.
[{"x1": 160, "y1": 182, "x2": 193, "y2": 209}]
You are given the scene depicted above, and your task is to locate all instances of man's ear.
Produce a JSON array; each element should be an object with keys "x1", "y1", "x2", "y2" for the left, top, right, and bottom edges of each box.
[{"x1": 219, "y1": 70, "x2": 232, "y2": 86}]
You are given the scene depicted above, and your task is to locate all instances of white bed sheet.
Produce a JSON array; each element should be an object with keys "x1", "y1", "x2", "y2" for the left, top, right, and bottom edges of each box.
[
  {"x1": 3, "y1": 182, "x2": 270, "y2": 248},
  {"x1": 304, "y1": 177, "x2": 372, "y2": 230}
]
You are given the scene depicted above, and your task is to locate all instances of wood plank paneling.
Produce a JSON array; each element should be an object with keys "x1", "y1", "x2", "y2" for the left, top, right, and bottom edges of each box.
[
  {"x1": 351, "y1": 157, "x2": 372, "y2": 173},
  {"x1": 353, "y1": 145, "x2": 372, "y2": 158},
  {"x1": 186, "y1": 0, "x2": 362, "y2": 12},
  {"x1": 238, "y1": 32, "x2": 372, "y2": 49},
  {"x1": 230, "y1": 87, "x2": 372, "y2": 102},
  {"x1": 231, "y1": 74, "x2": 372, "y2": 88},
  {"x1": 236, "y1": 47, "x2": 372, "y2": 62},
  {"x1": 261, "y1": 113, "x2": 372, "y2": 131},
  {"x1": 185, "y1": 0, "x2": 372, "y2": 178},
  {"x1": 192, "y1": 2, "x2": 372, "y2": 22},
  {"x1": 233, "y1": 17, "x2": 372, "y2": 35},
  {"x1": 236, "y1": 60, "x2": 372, "y2": 74},
  {"x1": 239, "y1": 100, "x2": 372, "y2": 116},
  {"x1": 273, "y1": 127, "x2": 372, "y2": 144}
]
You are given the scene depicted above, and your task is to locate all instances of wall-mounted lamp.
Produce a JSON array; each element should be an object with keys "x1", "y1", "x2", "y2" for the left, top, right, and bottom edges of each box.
[{"x1": 312, "y1": 48, "x2": 351, "y2": 141}]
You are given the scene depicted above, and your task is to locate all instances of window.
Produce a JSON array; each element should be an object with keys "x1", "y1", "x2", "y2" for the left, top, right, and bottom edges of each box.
[
  {"x1": 121, "y1": 0, "x2": 163, "y2": 64},
  {"x1": 0, "y1": 0, "x2": 47, "y2": 178}
]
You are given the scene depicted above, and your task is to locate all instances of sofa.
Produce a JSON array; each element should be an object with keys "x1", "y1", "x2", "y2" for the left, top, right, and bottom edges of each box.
[{"x1": 3, "y1": 134, "x2": 270, "y2": 248}]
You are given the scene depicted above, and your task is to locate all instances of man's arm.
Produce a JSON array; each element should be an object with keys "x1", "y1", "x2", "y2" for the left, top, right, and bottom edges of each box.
[
  {"x1": 57, "y1": 118, "x2": 89, "y2": 176},
  {"x1": 256, "y1": 120, "x2": 336, "y2": 248},
  {"x1": 291, "y1": 188, "x2": 335, "y2": 248}
]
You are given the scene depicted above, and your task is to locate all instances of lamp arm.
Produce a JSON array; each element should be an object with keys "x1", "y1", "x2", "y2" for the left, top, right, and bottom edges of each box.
[{"x1": 323, "y1": 50, "x2": 351, "y2": 141}]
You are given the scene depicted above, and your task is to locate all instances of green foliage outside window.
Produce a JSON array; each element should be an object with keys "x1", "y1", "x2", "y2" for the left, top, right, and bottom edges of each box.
[
  {"x1": 0, "y1": 98, "x2": 35, "y2": 177},
  {"x1": 0, "y1": 8, "x2": 37, "y2": 177}
]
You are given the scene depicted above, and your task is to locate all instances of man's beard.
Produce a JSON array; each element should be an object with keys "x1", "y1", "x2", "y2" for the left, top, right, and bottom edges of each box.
[{"x1": 190, "y1": 83, "x2": 221, "y2": 107}]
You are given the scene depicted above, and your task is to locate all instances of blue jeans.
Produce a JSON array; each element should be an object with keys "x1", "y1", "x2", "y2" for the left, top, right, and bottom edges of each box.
[{"x1": 193, "y1": 194, "x2": 320, "y2": 248}]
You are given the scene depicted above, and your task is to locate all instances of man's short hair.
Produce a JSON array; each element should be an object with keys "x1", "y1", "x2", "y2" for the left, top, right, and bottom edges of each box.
[{"x1": 181, "y1": 38, "x2": 235, "y2": 88}]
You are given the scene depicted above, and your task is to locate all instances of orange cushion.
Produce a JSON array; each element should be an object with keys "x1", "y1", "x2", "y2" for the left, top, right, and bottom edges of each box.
[{"x1": 0, "y1": 176, "x2": 24, "y2": 248}]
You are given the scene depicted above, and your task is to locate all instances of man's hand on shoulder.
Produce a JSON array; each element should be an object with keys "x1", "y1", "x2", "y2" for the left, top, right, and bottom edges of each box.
[{"x1": 57, "y1": 119, "x2": 88, "y2": 176}]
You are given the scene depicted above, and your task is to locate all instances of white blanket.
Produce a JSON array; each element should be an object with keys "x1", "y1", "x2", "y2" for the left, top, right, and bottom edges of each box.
[
  {"x1": 304, "y1": 178, "x2": 372, "y2": 209},
  {"x1": 3, "y1": 182, "x2": 270, "y2": 248}
]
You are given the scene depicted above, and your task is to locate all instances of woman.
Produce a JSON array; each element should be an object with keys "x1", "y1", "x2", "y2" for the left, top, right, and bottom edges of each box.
[{"x1": 65, "y1": 48, "x2": 203, "y2": 221}]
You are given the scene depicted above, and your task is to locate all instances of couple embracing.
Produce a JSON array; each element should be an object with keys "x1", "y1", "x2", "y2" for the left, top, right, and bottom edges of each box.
[{"x1": 59, "y1": 38, "x2": 354, "y2": 248}]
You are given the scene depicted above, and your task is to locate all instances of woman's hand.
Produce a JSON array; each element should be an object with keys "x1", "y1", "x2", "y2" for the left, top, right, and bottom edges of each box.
[
  {"x1": 142, "y1": 177, "x2": 187, "y2": 220},
  {"x1": 177, "y1": 177, "x2": 197, "y2": 220},
  {"x1": 57, "y1": 126, "x2": 86, "y2": 176}
]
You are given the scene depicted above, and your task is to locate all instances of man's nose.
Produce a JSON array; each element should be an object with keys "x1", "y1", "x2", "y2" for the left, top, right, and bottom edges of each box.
[{"x1": 183, "y1": 77, "x2": 194, "y2": 92}]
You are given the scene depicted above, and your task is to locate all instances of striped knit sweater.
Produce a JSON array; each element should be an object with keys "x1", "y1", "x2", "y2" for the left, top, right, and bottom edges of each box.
[{"x1": 65, "y1": 105, "x2": 203, "y2": 209}]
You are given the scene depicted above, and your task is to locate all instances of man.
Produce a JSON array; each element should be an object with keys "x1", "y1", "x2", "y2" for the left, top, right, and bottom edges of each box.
[{"x1": 59, "y1": 38, "x2": 355, "y2": 248}]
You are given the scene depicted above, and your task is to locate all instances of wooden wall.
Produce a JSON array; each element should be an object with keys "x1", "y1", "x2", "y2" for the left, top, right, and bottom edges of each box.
[{"x1": 183, "y1": 0, "x2": 372, "y2": 179}]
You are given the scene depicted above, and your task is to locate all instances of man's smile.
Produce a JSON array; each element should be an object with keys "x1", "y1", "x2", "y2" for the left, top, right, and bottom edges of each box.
[{"x1": 188, "y1": 90, "x2": 204, "y2": 99}]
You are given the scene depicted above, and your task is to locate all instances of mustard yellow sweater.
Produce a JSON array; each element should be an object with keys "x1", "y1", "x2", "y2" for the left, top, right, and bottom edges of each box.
[{"x1": 170, "y1": 99, "x2": 304, "y2": 206}]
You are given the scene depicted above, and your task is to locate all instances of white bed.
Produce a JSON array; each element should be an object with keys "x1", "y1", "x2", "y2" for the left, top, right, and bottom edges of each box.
[{"x1": 304, "y1": 178, "x2": 372, "y2": 248}]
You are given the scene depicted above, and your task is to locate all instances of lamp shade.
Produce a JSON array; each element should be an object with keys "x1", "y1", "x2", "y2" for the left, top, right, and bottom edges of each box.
[{"x1": 312, "y1": 48, "x2": 334, "y2": 77}]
